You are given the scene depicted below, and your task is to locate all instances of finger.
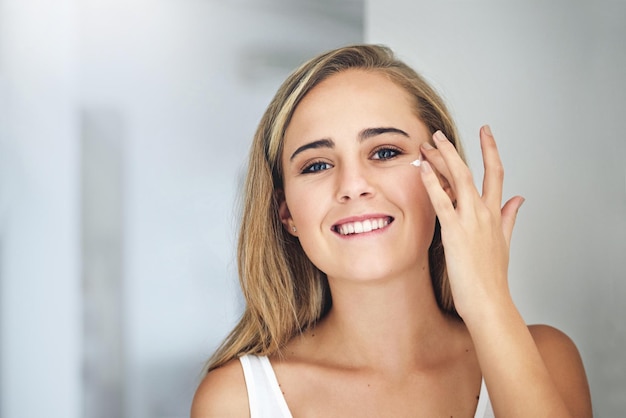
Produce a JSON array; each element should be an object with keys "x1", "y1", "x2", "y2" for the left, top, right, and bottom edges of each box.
[
  {"x1": 501, "y1": 195, "x2": 525, "y2": 246},
  {"x1": 420, "y1": 142, "x2": 454, "y2": 200},
  {"x1": 432, "y1": 130, "x2": 479, "y2": 206},
  {"x1": 420, "y1": 160, "x2": 456, "y2": 223},
  {"x1": 480, "y1": 125, "x2": 505, "y2": 210}
]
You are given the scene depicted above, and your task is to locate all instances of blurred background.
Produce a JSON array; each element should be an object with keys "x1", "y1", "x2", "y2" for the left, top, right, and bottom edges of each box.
[{"x1": 0, "y1": 1, "x2": 624, "y2": 417}]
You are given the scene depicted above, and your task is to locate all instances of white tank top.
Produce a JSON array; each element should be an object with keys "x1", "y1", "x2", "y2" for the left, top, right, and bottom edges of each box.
[{"x1": 240, "y1": 354, "x2": 495, "y2": 417}]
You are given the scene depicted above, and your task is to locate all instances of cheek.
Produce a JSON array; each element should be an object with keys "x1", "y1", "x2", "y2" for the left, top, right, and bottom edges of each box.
[
  {"x1": 284, "y1": 184, "x2": 323, "y2": 228},
  {"x1": 390, "y1": 171, "x2": 437, "y2": 226},
  {"x1": 389, "y1": 168, "x2": 431, "y2": 202}
]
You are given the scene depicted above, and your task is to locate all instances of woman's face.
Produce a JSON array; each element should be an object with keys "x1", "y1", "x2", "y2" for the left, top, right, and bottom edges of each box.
[{"x1": 280, "y1": 69, "x2": 437, "y2": 283}]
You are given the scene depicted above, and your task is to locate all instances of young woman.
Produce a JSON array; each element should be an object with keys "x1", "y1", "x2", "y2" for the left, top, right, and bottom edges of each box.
[{"x1": 191, "y1": 45, "x2": 592, "y2": 417}]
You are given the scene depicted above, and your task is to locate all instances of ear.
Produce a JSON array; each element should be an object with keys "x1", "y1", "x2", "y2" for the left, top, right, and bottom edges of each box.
[{"x1": 275, "y1": 189, "x2": 298, "y2": 236}]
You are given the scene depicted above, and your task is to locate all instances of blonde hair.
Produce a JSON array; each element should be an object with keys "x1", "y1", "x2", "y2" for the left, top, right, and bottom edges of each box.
[{"x1": 206, "y1": 44, "x2": 466, "y2": 372}]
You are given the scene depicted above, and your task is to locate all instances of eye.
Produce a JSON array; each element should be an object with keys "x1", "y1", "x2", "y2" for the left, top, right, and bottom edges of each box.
[
  {"x1": 371, "y1": 146, "x2": 402, "y2": 160},
  {"x1": 302, "y1": 160, "x2": 332, "y2": 174}
]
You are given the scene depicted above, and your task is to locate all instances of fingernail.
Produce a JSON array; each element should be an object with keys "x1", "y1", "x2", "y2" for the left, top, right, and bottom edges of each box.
[
  {"x1": 434, "y1": 131, "x2": 446, "y2": 142},
  {"x1": 483, "y1": 125, "x2": 493, "y2": 136},
  {"x1": 421, "y1": 142, "x2": 434, "y2": 150}
]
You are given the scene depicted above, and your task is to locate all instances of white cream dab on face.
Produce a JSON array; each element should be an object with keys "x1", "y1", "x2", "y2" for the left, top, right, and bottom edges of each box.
[{"x1": 410, "y1": 159, "x2": 421, "y2": 167}]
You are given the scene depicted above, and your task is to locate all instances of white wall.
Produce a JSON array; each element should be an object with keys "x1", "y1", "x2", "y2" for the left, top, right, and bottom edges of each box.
[
  {"x1": 366, "y1": 1, "x2": 626, "y2": 416},
  {"x1": 0, "y1": 1, "x2": 81, "y2": 417}
]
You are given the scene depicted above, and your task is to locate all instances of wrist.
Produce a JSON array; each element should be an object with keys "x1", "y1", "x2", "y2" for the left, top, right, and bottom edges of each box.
[{"x1": 457, "y1": 290, "x2": 520, "y2": 330}]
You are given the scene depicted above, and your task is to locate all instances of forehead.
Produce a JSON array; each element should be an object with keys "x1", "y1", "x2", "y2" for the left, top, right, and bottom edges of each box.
[
  {"x1": 283, "y1": 69, "x2": 419, "y2": 147},
  {"x1": 297, "y1": 69, "x2": 414, "y2": 118}
]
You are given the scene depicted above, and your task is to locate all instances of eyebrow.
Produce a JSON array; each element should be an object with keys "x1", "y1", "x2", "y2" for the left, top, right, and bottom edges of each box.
[
  {"x1": 360, "y1": 127, "x2": 410, "y2": 141},
  {"x1": 289, "y1": 127, "x2": 410, "y2": 161},
  {"x1": 290, "y1": 138, "x2": 335, "y2": 161}
]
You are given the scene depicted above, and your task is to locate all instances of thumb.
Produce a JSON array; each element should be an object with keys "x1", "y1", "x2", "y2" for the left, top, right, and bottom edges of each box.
[{"x1": 501, "y1": 195, "x2": 525, "y2": 246}]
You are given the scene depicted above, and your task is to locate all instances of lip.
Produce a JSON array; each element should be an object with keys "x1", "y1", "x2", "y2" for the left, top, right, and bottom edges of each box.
[{"x1": 331, "y1": 214, "x2": 394, "y2": 237}]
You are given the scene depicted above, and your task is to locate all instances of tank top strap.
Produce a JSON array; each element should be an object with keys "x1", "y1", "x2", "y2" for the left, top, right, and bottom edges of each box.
[{"x1": 239, "y1": 354, "x2": 293, "y2": 418}]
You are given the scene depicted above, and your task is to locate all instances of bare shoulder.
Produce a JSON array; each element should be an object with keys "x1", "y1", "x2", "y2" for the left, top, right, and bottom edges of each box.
[
  {"x1": 528, "y1": 324, "x2": 586, "y2": 372},
  {"x1": 190, "y1": 358, "x2": 249, "y2": 418},
  {"x1": 528, "y1": 324, "x2": 593, "y2": 417}
]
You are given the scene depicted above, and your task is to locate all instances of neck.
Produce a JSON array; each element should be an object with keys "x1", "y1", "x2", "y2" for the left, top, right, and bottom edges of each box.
[{"x1": 314, "y1": 270, "x2": 464, "y2": 372}]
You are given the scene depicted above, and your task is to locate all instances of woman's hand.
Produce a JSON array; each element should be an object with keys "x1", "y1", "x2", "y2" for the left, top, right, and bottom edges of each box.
[
  {"x1": 420, "y1": 126, "x2": 592, "y2": 417},
  {"x1": 419, "y1": 125, "x2": 525, "y2": 321}
]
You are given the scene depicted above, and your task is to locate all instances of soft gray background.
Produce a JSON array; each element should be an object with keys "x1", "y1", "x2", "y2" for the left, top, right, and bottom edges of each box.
[{"x1": 0, "y1": 1, "x2": 624, "y2": 417}]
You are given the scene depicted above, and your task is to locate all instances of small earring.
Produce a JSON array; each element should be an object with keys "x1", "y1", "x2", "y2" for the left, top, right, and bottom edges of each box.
[{"x1": 292, "y1": 226, "x2": 297, "y2": 232}]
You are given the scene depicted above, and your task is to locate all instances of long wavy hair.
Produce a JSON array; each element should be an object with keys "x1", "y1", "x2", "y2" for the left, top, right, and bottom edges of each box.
[{"x1": 206, "y1": 44, "x2": 465, "y2": 372}]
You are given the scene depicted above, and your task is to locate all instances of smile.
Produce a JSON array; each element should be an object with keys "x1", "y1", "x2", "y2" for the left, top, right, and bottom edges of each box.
[{"x1": 332, "y1": 216, "x2": 393, "y2": 236}]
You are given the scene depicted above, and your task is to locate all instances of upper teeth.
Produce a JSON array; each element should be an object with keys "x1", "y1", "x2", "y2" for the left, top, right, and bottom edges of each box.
[{"x1": 336, "y1": 218, "x2": 390, "y2": 235}]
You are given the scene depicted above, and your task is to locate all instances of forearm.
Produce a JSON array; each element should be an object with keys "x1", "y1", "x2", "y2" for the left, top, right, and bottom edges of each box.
[{"x1": 464, "y1": 297, "x2": 574, "y2": 418}]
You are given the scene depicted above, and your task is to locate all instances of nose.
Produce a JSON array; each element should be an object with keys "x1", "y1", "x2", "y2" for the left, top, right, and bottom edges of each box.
[{"x1": 335, "y1": 161, "x2": 375, "y2": 202}]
